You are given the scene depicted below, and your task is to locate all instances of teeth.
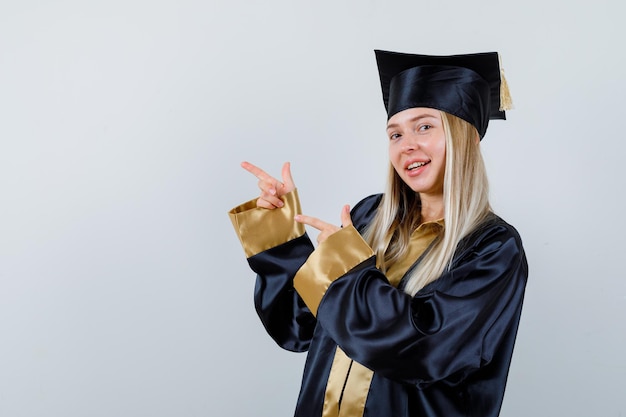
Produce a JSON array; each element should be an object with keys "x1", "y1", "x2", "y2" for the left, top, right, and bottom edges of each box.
[{"x1": 408, "y1": 161, "x2": 427, "y2": 170}]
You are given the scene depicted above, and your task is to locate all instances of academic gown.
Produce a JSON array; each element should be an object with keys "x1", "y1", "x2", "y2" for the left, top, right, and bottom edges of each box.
[{"x1": 229, "y1": 190, "x2": 528, "y2": 417}]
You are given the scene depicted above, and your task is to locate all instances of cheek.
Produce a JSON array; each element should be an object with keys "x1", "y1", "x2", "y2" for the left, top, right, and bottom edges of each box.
[
  {"x1": 435, "y1": 137, "x2": 446, "y2": 163},
  {"x1": 388, "y1": 141, "x2": 404, "y2": 158},
  {"x1": 437, "y1": 148, "x2": 447, "y2": 179},
  {"x1": 388, "y1": 148, "x2": 403, "y2": 171}
]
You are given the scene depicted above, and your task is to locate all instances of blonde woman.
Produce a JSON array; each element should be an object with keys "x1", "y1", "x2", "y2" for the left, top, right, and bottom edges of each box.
[{"x1": 229, "y1": 50, "x2": 527, "y2": 417}]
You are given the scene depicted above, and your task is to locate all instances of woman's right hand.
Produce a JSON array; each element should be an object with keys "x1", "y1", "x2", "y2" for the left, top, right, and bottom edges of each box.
[{"x1": 241, "y1": 161, "x2": 296, "y2": 209}]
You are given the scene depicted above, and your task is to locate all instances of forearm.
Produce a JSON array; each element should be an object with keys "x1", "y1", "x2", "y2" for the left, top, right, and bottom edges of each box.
[{"x1": 229, "y1": 189, "x2": 317, "y2": 351}]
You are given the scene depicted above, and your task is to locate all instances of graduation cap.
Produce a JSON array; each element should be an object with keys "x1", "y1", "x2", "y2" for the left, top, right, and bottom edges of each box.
[{"x1": 375, "y1": 50, "x2": 512, "y2": 138}]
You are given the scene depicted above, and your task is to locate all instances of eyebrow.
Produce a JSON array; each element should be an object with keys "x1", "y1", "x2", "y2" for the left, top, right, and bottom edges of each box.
[{"x1": 386, "y1": 114, "x2": 439, "y2": 131}]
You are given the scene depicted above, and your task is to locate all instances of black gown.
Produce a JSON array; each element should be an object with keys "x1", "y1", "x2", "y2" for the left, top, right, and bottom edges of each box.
[{"x1": 229, "y1": 191, "x2": 528, "y2": 417}]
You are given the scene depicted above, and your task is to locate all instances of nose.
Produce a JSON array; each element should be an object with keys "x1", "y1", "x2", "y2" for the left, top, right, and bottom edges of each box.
[{"x1": 401, "y1": 133, "x2": 420, "y2": 153}]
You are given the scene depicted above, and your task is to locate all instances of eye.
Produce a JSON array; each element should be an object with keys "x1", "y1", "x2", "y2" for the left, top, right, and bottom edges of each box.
[
  {"x1": 389, "y1": 132, "x2": 401, "y2": 140},
  {"x1": 418, "y1": 124, "x2": 433, "y2": 131}
]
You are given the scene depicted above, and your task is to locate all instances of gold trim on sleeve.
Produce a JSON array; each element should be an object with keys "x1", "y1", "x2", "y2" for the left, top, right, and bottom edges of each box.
[
  {"x1": 228, "y1": 189, "x2": 305, "y2": 258},
  {"x1": 293, "y1": 225, "x2": 374, "y2": 316}
]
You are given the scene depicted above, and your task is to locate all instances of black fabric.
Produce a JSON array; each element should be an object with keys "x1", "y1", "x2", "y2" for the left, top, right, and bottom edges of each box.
[
  {"x1": 375, "y1": 50, "x2": 505, "y2": 138},
  {"x1": 246, "y1": 194, "x2": 527, "y2": 417}
]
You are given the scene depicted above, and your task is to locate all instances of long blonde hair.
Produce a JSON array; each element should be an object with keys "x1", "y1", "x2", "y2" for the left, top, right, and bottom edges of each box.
[{"x1": 362, "y1": 112, "x2": 492, "y2": 296}]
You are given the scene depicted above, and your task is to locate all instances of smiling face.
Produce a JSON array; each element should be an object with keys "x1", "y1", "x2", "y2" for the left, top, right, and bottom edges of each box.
[{"x1": 387, "y1": 107, "x2": 446, "y2": 199}]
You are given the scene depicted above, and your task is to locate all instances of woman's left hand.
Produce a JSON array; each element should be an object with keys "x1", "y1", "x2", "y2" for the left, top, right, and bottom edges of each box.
[{"x1": 295, "y1": 204, "x2": 353, "y2": 245}]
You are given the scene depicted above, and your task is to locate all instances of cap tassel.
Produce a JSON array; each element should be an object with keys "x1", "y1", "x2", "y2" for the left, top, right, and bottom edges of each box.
[
  {"x1": 498, "y1": 54, "x2": 513, "y2": 111},
  {"x1": 499, "y1": 71, "x2": 513, "y2": 111}
]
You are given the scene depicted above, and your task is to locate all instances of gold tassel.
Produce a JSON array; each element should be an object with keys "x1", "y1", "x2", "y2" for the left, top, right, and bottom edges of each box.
[{"x1": 498, "y1": 54, "x2": 513, "y2": 111}]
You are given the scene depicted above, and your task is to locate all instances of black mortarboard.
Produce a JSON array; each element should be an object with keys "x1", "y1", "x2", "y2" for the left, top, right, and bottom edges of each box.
[{"x1": 375, "y1": 50, "x2": 512, "y2": 138}]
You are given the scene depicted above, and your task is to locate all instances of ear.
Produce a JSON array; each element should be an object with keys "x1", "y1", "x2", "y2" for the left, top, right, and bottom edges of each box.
[{"x1": 474, "y1": 132, "x2": 480, "y2": 144}]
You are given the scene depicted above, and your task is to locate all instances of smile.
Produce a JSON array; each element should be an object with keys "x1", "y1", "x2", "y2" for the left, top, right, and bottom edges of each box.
[{"x1": 407, "y1": 161, "x2": 429, "y2": 170}]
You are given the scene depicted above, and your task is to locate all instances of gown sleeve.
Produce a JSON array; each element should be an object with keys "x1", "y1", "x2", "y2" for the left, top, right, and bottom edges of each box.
[
  {"x1": 228, "y1": 189, "x2": 316, "y2": 352},
  {"x1": 294, "y1": 215, "x2": 528, "y2": 387}
]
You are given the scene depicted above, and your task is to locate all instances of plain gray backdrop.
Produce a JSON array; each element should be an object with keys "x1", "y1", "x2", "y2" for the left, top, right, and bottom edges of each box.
[{"x1": 1, "y1": 0, "x2": 624, "y2": 416}]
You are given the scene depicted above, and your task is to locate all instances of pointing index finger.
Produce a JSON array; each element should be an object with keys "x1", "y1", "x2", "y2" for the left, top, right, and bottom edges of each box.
[
  {"x1": 294, "y1": 214, "x2": 331, "y2": 232},
  {"x1": 241, "y1": 161, "x2": 272, "y2": 182}
]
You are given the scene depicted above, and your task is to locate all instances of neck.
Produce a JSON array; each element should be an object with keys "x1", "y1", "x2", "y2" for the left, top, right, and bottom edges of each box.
[{"x1": 419, "y1": 193, "x2": 444, "y2": 223}]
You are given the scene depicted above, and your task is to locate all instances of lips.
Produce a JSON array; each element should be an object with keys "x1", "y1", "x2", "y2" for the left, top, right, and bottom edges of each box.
[{"x1": 406, "y1": 160, "x2": 430, "y2": 171}]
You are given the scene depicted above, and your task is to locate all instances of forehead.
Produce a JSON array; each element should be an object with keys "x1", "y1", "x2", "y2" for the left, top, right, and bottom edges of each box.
[{"x1": 387, "y1": 107, "x2": 442, "y2": 127}]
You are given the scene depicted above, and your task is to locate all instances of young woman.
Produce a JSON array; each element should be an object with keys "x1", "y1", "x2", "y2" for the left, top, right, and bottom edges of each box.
[{"x1": 228, "y1": 50, "x2": 527, "y2": 417}]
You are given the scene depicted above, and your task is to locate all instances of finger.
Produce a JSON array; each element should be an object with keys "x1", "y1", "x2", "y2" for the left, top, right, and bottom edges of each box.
[
  {"x1": 256, "y1": 195, "x2": 283, "y2": 209},
  {"x1": 259, "y1": 191, "x2": 284, "y2": 208},
  {"x1": 340, "y1": 205, "x2": 353, "y2": 228},
  {"x1": 317, "y1": 230, "x2": 332, "y2": 245},
  {"x1": 281, "y1": 162, "x2": 296, "y2": 190},
  {"x1": 294, "y1": 214, "x2": 336, "y2": 233},
  {"x1": 258, "y1": 179, "x2": 277, "y2": 196},
  {"x1": 256, "y1": 198, "x2": 278, "y2": 210},
  {"x1": 241, "y1": 161, "x2": 275, "y2": 183},
  {"x1": 316, "y1": 225, "x2": 341, "y2": 245}
]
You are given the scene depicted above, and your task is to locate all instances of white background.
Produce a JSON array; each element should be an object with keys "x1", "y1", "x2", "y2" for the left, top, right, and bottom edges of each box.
[{"x1": 1, "y1": 1, "x2": 624, "y2": 416}]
